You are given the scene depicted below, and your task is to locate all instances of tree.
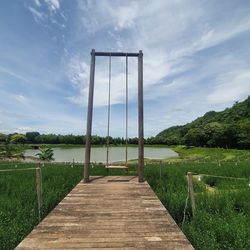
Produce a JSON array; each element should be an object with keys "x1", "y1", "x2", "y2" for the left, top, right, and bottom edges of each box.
[
  {"x1": 184, "y1": 128, "x2": 206, "y2": 146},
  {"x1": 36, "y1": 148, "x2": 54, "y2": 161},
  {"x1": 26, "y1": 132, "x2": 40, "y2": 143},
  {"x1": 0, "y1": 133, "x2": 7, "y2": 144},
  {"x1": 203, "y1": 122, "x2": 225, "y2": 147},
  {"x1": 10, "y1": 134, "x2": 27, "y2": 144},
  {"x1": 236, "y1": 121, "x2": 250, "y2": 149}
]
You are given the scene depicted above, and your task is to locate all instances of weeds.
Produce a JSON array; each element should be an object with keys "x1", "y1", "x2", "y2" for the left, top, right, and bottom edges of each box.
[{"x1": 0, "y1": 148, "x2": 249, "y2": 250}]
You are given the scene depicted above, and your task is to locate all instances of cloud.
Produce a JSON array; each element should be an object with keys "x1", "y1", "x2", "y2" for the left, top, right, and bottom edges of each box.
[
  {"x1": 45, "y1": 0, "x2": 60, "y2": 12},
  {"x1": 207, "y1": 70, "x2": 250, "y2": 104},
  {"x1": 0, "y1": 65, "x2": 30, "y2": 83},
  {"x1": 105, "y1": 1, "x2": 139, "y2": 30},
  {"x1": 70, "y1": 0, "x2": 250, "y2": 110},
  {"x1": 13, "y1": 94, "x2": 29, "y2": 104},
  {"x1": 67, "y1": 55, "x2": 141, "y2": 107},
  {"x1": 15, "y1": 126, "x2": 33, "y2": 134},
  {"x1": 26, "y1": 0, "x2": 62, "y2": 25},
  {"x1": 68, "y1": 56, "x2": 89, "y2": 86},
  {"x1": 33, "y1": 0, "x2": 41, "y2": 7},
  {"x1": 28, "y1": 6, "x2": 45, "y2": 21},
  {"x1": 2, "y1": 0, "x2": 250, "y2": 136}
]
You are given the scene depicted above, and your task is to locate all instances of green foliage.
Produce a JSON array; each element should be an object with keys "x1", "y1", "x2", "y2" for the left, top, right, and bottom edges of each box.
[
  {"x1": 36, "y1": 148, "x2": 54, "y2": 161},
  {"x1": 0, "y1": 147, "x2": 249, "y2": 249},
  {"x1": 0, "y1": 163, "x2": 82, "y2": 249},
  {"x1": 9, "y1": 134, "x2": 27, "y2": 144},
  {"x1": 184, "y1": 128, "x2": 206, "y2": 146},
  {"x1": 0, "y1": 144, "x2": 24, "y2": 159},
  {"x1": 145, "y1": 159, "x2": 250, "y2": 250},
  {"x1": 0, "y1": 132, "x2": 139, "y2": 146},
  {"x1": 0, "y1": 133, "x2": 7, "y2": 143},
  {"x1": 156, "y1": 96, "x2": 250, "y2": 149},
  {"x1": 25, "y1": 132, "x2": 40, "y2": 143}
]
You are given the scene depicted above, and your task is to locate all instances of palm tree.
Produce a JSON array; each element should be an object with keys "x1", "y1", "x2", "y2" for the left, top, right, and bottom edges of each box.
[{"x1": 36, "y1": 148, "x2": 54, "y2": 161}]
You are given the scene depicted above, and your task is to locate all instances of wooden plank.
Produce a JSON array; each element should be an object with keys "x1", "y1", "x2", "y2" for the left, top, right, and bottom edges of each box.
[
  {"x1": 105, "y1": 165, "x2": 128, "y2": 169},
  {"x1": 94, "y1": 51, "x2": 139, "y2": 57},
  {"x1": 16, "y1": 176, "x2": 194, "y2": 249}
]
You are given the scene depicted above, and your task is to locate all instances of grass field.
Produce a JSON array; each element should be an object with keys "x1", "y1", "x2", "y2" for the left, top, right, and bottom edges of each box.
[
  {"x1": 0, "y1": 147, "x2": 249, "y2": 250},
  {"x1": 145, "y1": 161, "x2": 250, "y2": 250}
]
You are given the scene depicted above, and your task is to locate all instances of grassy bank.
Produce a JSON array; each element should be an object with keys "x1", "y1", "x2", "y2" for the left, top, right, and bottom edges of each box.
[
  {"x1": 0, "y1": 147, "x2": 249, "y2": 249},
  {"x1": 145, "y1": 160, "x2": 250, "y2": 249}
]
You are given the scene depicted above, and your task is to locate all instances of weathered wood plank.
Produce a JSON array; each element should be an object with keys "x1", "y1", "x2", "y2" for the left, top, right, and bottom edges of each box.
[
  {"x1": 16, "y1": 176, "x2": 193, "y2": 249},
  {"x1": 105, "y1": 165, "x2": 128, "y2": 169}
]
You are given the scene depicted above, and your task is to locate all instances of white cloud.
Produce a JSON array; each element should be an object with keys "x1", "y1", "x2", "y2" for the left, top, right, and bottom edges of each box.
[
  {"x1": 67, "y1": 55, "x2": 141, "y2": 107},
  {"x1": 45, "y1": 0, "x2": 60, "y2": 12},
  {"x1": 4, "y1": 0, "x2": 250, "y2": 136},
  {"x1": 34, "y1": 0, "x2": 41, "y2": 7},
  {"x1": 207, "y1": 70, "x2": 250, "y2": 104},
  {"x1": 28, "y1": 6, "x2": 45, "y2": 21},
  {"x1": 27, "y1": 0, "x2": 62, "y2": 25},
  {"x1": 105, "y1": 2, "x2": 139, "y2": 30},
  {"x1": 68, "y1": 56, "x2": 89, "y2": 86},
  {"x1": 15, "y1": 126, "x2": 33, "y2": 134},
  {"x1": 70, "y1": 0, "x2": 250, "y2": 111},
  {"x1": 0, "y1": 65, "x2": 30, "y2": 83},
  {"x1": 145, "y1": 77, "x2": 193, "y2": 100},
  {"x1": 13, "y1": 94, "x2": 29, "y2": 104}
]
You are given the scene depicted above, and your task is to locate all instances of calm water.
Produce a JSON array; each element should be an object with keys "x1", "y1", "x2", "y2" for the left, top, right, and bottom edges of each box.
[{"x1": 24, "y1": 147, "x2": 178, "y2": 163}]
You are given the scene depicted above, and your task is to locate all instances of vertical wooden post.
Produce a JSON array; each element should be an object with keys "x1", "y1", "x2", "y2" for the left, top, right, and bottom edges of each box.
[
  {"x1": 35, "y1": 168, "x2": 42, "y2": 222},
  {"x1": 187, "y1": 172, "x2": 196, "y2": 216},
  {"x1": 84, "y1": 49, "x2": 95, "y2": 183},
  {"x1": 160, "y1": 160, "x2": 162, "y2": 181},
  {"x1": 138, "y1": 50, "x2": 144, "y2": 183}
]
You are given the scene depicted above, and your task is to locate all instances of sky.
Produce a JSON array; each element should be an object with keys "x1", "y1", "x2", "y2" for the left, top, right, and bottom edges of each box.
[{"x1": 0, "y1": 0, "x2": 250, "y2": 138}]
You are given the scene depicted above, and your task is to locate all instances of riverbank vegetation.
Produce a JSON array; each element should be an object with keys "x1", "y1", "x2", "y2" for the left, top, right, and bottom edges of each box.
[
  {"x1": 0, "y1": 147, "x2": 249, "y2": 249},
  {"x1": 156, "y1": 96, "x2": 250, "y2": 149},
  {"x1": 0, "y1": 162, "x2": 82, "y2": 249},
  {"x1": 145, "y1": 159, "x2": 250, "y2": 249},
  {"x1": 1, "y1": 97, "x2": 249, "y2": 150}
]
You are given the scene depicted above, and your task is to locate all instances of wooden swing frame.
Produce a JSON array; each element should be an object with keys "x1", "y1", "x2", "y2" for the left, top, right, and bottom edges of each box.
[{"x1": 84, "y1": 49, "x2": 144, "y2": 183}]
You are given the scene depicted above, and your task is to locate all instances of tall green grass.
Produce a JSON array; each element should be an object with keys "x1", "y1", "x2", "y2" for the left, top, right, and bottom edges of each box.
[
  {"x1": 0, "y1": 163, "x2": 83, "y2": 249},
  {"x1": 145, "y1": 161, "x2": 250, "y2": 250},
  {"x1": 0, "y1": 154, "x2": 249, "y2": 250}
]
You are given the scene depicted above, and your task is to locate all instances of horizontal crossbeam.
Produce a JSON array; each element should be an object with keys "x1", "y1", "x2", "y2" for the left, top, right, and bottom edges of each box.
[{"x1": 94, "y1": 51, "x2": 140, "y2": 57}]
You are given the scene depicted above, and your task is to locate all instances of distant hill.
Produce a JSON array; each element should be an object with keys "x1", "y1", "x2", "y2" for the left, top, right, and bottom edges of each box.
[{"x1": 154, "y1": 96, "x2": 250, "y2": 149}]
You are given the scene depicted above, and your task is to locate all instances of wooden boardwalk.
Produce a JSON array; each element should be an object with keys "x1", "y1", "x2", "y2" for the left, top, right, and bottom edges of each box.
[{"x1": 16, "y1": 176, "x2": 193, "y2": 249}]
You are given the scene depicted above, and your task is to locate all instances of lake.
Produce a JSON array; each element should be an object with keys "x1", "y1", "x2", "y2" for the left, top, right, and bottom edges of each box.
[{"x1": 24, "y1": 146, "x2": 178, "y2": 163}]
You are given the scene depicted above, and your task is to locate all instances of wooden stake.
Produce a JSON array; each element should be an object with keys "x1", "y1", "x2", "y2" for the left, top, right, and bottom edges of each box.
[
  {"x1": 187, "y1": 172, "x2": 196, "y2": 216},
  {"x1": 160, "y1": 160, "x2": 162, "y2": 181},
  {"x1": 35, "y1": 168, "x2": 42, "y2": 222}
]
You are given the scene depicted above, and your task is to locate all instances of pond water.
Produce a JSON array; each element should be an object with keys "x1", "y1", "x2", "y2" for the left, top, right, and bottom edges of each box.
[{"x1": 24, "y1": 147, "x2": 178, "y2": 163}]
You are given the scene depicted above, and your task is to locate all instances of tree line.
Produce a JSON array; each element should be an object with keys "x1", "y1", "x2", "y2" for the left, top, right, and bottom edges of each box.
[
  {"x1": 155, "y1": 96, "x2": 250, "y2": 149},
  {"x1": 1, "y1": 97, "x2": 249, "y2": 149},
  {"x1": 151, "y1": 121, "x2": 250, "y2": 149},
  {"x1": 0, "y1": 132, "x2": 140, "y2": 145}
]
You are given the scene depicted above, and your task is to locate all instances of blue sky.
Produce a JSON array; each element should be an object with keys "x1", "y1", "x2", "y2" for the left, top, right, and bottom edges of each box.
[{"x1": 0, "y1": 0, "x2": 250, "y2": 137}]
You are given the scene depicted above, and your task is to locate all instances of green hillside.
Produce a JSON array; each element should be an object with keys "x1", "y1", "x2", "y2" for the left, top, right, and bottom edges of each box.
[{"x1": 155, "y1": 96, "x2": 250, "y2": 149}]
